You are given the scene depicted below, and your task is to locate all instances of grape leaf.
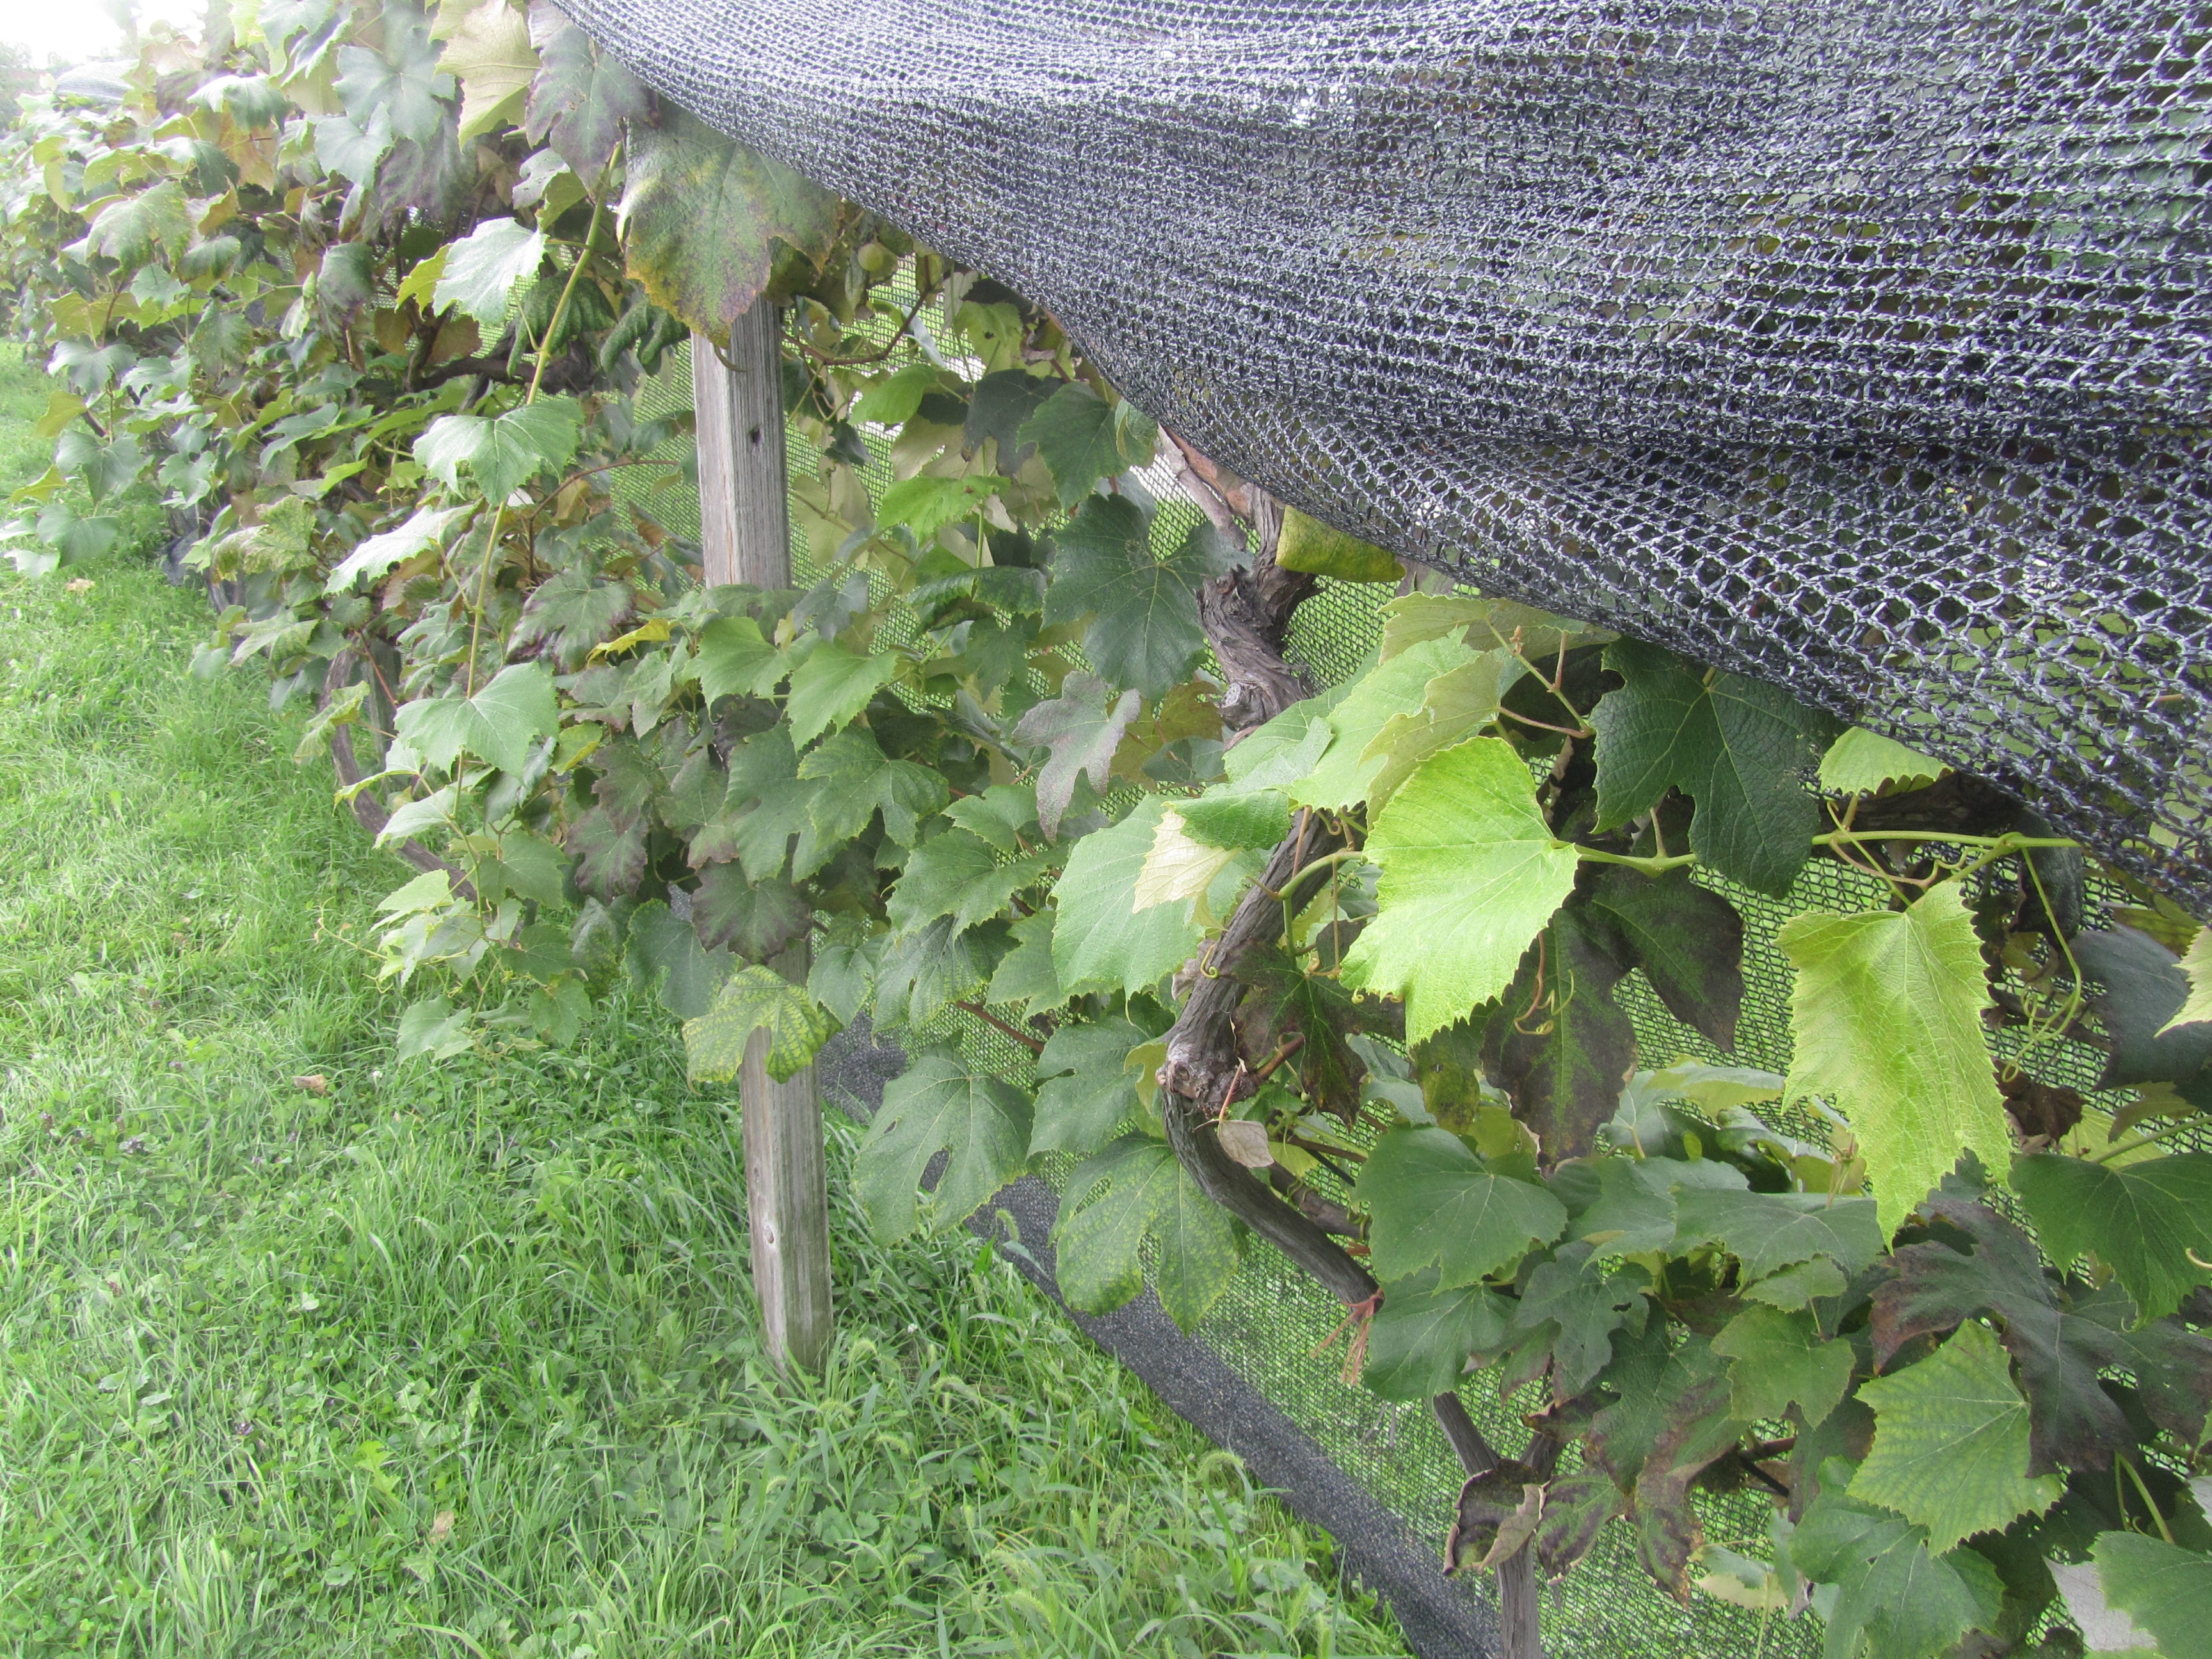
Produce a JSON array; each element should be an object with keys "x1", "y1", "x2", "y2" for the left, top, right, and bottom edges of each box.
[
  {"x1": 1354, "y1": 1127, "x2": 1568, "y2": 1287},
  {"x1": 796, "y1": 726, "x2": 949, "y2": 847},
  {"x1": 566, "y1": 805, "x2": 647, "y2": 899},
  {"x1": 1870, "y1": 1195, "x2": 2212, "y2": 1475},
  {"x1": 1053, "y1": 1135, "x2": 1241, "y2": 1331},
  {"x1": 1713, "y1": 1306, "x2": 1855, "y2": 1429},
  {"x1": 2072, "y1": 926, "x2": 2212, "y2": 1089},
  {"x1": 876, "y1": 472, "x2": 1011, "y2": 540},
  {"x1": 1358, "y1": 651, "x2": 1518, "y2": 811},
  {"x1": 963, "y1": 370, "x2": 1055, "y2": 471},
  {"x1": 1018, "y1": 381, "x2": 1153, "y2": 507},
  {"x1": 513, "y1": 566, "x2": 632, "y2": 669},
  {"x1": 1848, "y1": 1321, "x2": 2062, "y2": 1553},
  {"x1": 1361, "y1": 1270, "x2": 1512, "y2": 1400},
  {"x1": 438, "y1": 0, "x2": 536, "y2": 140},
  {"x1": 524, "y1": 13, "x2": 649, "y2": 176},
  {"x1": 1533, "y1": 1470, "x2": 1628, "y2": 1581},
  {"x1": 807, "y1": 929, "x2": 877, "y2": 1025},
  {"x1": 855, "y1": 1050, "x2": 1032, "y2": 1239},
  {"x1": 943, "y1": 782, "x2": 1039, "y2": 853},
  {"x1": 851, "y1": 362, "x2": 944, "y2": 426},
  {"x1": 1671, "y1": 1187, "x2": 1886, "y2": 1281},
  {"x1": 682, "y1": 963, "x2": 838, "y2": 1084},
  {"x1": 1232, "y1": 942, "x2": 1393, "y2": 1119},
  {"x1": 1591, "y1": 638, "x2": 1835, "y2": 897},
  {"x1": 1274, "y1": 506, "x2": 1402, "y2": 582},
  {"x1": 2164, "y1": 926, "x2": 2212, "y2": 1035},
  {"x1": 618, "y1": 106, "x2": 842, "y2": 342},
  {"x1": 1343, "y1": 736, "x2": 1582, "y2": 1046},
  {"x1": 1747, "y1": 1257, "x2": 1850, "y2": 1309},
  {"x1": 2012, "y1": 1152, "x2": 2212, "y2": 1325},
  {"x1": 1481, "y1": 901, "x2": 1640, "y2": 1162},
  {"x1": 392, "y1": 661, "x2": 557, "y2": 775},
  {"x1": 1051, "y1": 797, "x2": 1205, "y2": 998},
  {"x1": 335, "y1": 20, "x2": 452, "y2": 143},
  {"x1": 629, "y1": 898, "x2": 732, "y2": 1020},
  {"x1": 1032, "y1": 1012, "x2": 1166, "y2": 1156},
  {"x1": 872, "y1": 915, "x2": 1002, "y2": 1029},
  {"x1": 1789, "y1": 1472, "x2": 2005, "y2": 1659},
  {"x1": 1011, "y1": 671, "x2": 1140, "y2": 838},
  {"x1": 689, "y1": 864, "x2": 808, "y2": 961},
  {"x1": 890, "y1": 829, "x2": 1055, "y2": 935},
  {"x1": 988, "y1": 908, "x2": 1064, "y2": 1014},
  {"x1": 689, "y1": 614, "x2": 788, "y2": 704},
  {"x1": 1777, "y1": 884, "x2": 2010, "y2": 1239},
  {"x1": 415, "y1": 398, "x2": 582, "y2": 504},
  {"x1": 325, "y1": 502, "x2": 470, "y2": 593},
  {"x1": 783, "y1": 640, "x2": 900, "y2": 748},
  {"x1": 2094, "y1": 1532, "x2": 2212, "y2": 1659},
  {"x1": 1290, "y1": 633, "x2": 1477, "y2": 812},
  {"x1": 1043, "y1": 495, "x2": 1237, "y2": 696},
  {"x1": 1632, "y1": 1362, "x2": 1749, "y2": 1600},
  {"x1": 1561, "y1": 1156, "x2": 1681, "y2": 1258},
  {"x1": 1509, "y1": 1242, "x2": 1651, "y2": 1394},
  {"x1": 1133, "y1": 810, "x2": 1237, "y2": 913},
  {"x1": 1819, "y1": 726, "x2": 1949, "y2": 796},
  {"x1": 1584, "y1": 867, "x2": 1745, "y2": 1052}
]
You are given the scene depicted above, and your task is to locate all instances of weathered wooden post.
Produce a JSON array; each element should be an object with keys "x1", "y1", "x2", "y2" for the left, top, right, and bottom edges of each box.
[{"x1": 692, "y1": 312, "x2": 835, "y2": 1374}]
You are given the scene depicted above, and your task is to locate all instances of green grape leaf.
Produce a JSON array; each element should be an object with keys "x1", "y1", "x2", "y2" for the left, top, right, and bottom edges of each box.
[
  {"x1": 682, "y1": 963, "x2": 838, "y2": 1084},
  {"x1": 1671, "y1": 1187, "x2": 1886, "y2": 1281},
  {"x1": 1011, "y1": 671, "x2": 1141, "y2": 839},
  {"x1": 2094, "y1": 1532, "x2": 2212, "y2": 1658},
  {"x1": 1818, "y1": 726, "x2": 1949, "y2": 796},
  {"x1": 1746, "y1": 1256, "x2": 1850, "y2": 1309},
  {"x1": 872, "y1": 915, "x2": 1003, "y2": 1029},
  {"x1": 1712, "y1": 1306, "x2": 1855, "y2": 1429},
  {"x1": 963, "y1": 369, "x2": 1056, "y2": 471},
  {"x1": 1481, "y1": 901, "x2": 1640, "y2": 1161},
  {"x1": 876, "y1": 472, "x2": 1011, "y2": 540},
  {"x1": 1510, "y1": 1242, "x2": 1651, "y2": 1394},
  {"x1": 1290, "y1": 633, "x2": 1477, "y2": 812},
  {"x1": 325, "y1": 502, "x2": 471, "y2": 593},
  {"x1": 1356, "y1": 1127, "x2": 1567, "y2": 1286},
  {"x1": 889, "y1": 829, "x2": 1055, "y2": 934},
  {"x1": 629, "y1": 899, "x2": 732, "y2": 1020},
  {"x1": 1343, "y1": 736, "x2": 1582, "y2": 1047},
  {"x1": 943, "y1": 782, "x2": 1039, "y2": 853},
  {"x1": 1789, "y1": 1473, "x2": 2005, "y2": 1659},
  {"x1": 1051, "y1": 797, "x2": 1206, "y2": 998},
  {"x1": 988, "y1": 908, "x2": 1066, "y2": 1014},
  {"x1": 392, "y1": 661, "x2": 557, "y2": 776},
  {"x1": 807, "y1": 931, "x2": 877, "y2": 1025},
  {"x1": 566, "y1": 805, "x2": 648, "y2": 899},
  {"x1": 1231, "y1": 942, "x2": 1391, "y2": 1119},
  {"x1": 1870, "y1": 1195, "x2": 2212, "y2": 1475},
  {"x1": 439, "y1": 0, "x2": 536, "y2": 140},
  {"x1": 1179, "y1": 787, "x2": 1293, "y2": 850},
  {"x1": 1274, "y1": 506, "x2": 1403, "y2": 582},
  {"x1": 851, "y1": 362, "x2": 944, "y2": 426},
  {"x1": 1032, "y1": 1012, "x2": 1166, "y2": 1156},
  {"x1": 513, "y1": 567, "x2": 632, "y2": 669},
  {"x1": 1362, "y1": 1271, "x2": 1512, "y2": 1401},
  {"x1": 1590, "y1": 638, "x2": 1835, "y2": 896},
  {"x1": 524, "y1": 14, "x2": 649, "y2": 175},
  {"x1": 689, "y1": 864, "x2": 809, "y2": 962},
  {"x1": 856, "y1": 1050, "x2": 1032, "y2": 1240},
  {"x1": 1018, "y1": 381, "x2": 1154, "y2": 508},
  {"x1": 1044, "y1": 495, "x2": 1237, "y2": 696},
  {"x1": 1584, "y1": 867, "x2": 1745, "y2": 1053},
  {"x1": 783, "y1": 641, "x2": 900, "y2": 748},
  {"x1": 2163, "y1": 926, "x2": 2212, "y2": 1034},
  {"x1": 2012, "y1": 1152, "x2": 2212, "y2": 1325},
  {"x1": 796, "y1": 726, "x2": 949, "y2": 847},
  {"x1": 1777, "y1": 885, "x2": 2010, "y2": 1239},
  {"x1": 335, "y1": 20, "x2": 452, "y2": 143},
  {"x1": 1380, "y1": 592, "x2": 1607, "y2": 665},
  {"x1": 618, "y1": 106, "x2": 842, "y2": 341},
  {"x1": 415, "y1": 398, "x2": 582, "y2": 504},
  {"x1": 1848, "y1": 1321, "x2": 2062, "y2": 1553},
  {"x1": 1562, "y1": 1156, "x2": 1683, "y2": 1258},
  {"x1": 1533, "y1": 1470, "x2": 1628, "y2": 1582},
  {"x1": 1052, "y1": 1135, "x2": 1241, "y2": 1331},
  {"x1": 690, "y1": 614, "x2": 789, "y2": 703},
  {"x1": 1585, "y1": 1323, "x2": 1728, "y2": 1487},
  {"x1": 1359, "y1": 650, "x2": 1518, "y2": 811},
  {"x1": 86, "y1": 180, "x2": 193, "y2": 268}
]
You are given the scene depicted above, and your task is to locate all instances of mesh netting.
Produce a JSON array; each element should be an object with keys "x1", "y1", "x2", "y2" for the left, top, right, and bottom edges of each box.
[{"x1": 566, "y1": 0, "x2": 2210, "y2": 915}]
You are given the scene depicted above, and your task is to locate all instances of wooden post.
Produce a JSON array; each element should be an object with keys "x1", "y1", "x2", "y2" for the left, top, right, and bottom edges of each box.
[{"x1": 693, "y1": 314, "x2": 834, "y2": 1375}]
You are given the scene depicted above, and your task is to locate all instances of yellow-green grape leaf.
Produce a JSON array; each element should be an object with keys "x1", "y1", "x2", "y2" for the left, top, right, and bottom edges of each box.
[
  {"x1": 1379, "y1": 591, "x2": 1608, "y2": 664},
  {"x1": 783, "y1": 641, "x2": 900, "y2": 748},
  {"x1": 876, "y1": 472, "x2": 1011, "y2": 541},
  {"x1": 2159, "y1": 926, "x2": 2212, "y2": 1035},
  {"x1": 618, "y1": 105, "x2": 842, "y2": 342},
  {"x1": 1274, "y1": 506, "x2": 1403, "y2": 582},
  {"x1": 325, "y1": 502, "x2": 472, "y2": 593},
  {"x1": 681, "y1": 963, "x2": 840, "y2": 1084},
  {"x1": 2093, "y1": 1532, "x2": 2212, "y2": 1659},
  {"x1": 1353, "y1": 1126, "x2": 1567, "y2": 1287},
  {"x1": 1343, "y1": 736, "x2": 1580, "y2": 1045},
  {"x1": 1711, "y1": 1305, "x2": 1855, "y2": 1429},
  {"x1": 855, "y1": 1050, "x2": 1032, "y2": 1240},
  {"x1": 1290, "y1": 632, "x2": 1477, "y2": 812},
  {"x1": 1052, "y1": 1135, "x2": 1241, "y2": 1331},
  {"x1": 432, "y1": 217, "x2": 545, "y2": 330},
  {"x1": 1134, "y1": 808, "x2": 1237, "y2": 912},
  {"x1": 439, "y1": 0, "x2": 536, "y2": 139},
  {"x1": 1777, "y1": 884, "x2": 2010, "y2": 1238},
  {"x1": 1052, "y1": 796, "x2": 1206, "y2": 998},
  {"x1": 1848, "y1": 1322, "x2": 2063, "y2": 1553},
  {"x1": 1359, "y1": 649, "x2": 1517, "y2": 810},
  {"x1": 2010, "y1": 1151, "x2": 2212, "y2": 1324},
  {"x1": 1819, "y1": 726, "x2": 1950, "y2": 796}
]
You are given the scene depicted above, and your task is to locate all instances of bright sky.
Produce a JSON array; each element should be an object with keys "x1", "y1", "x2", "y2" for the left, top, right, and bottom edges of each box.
[{"x1": 0, "y1": 0, "x2": 205, "y2": 68}]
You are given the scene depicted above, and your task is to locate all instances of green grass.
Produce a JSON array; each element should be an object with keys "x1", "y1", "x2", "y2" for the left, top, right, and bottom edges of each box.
[{"x1": 0, "y1": 357, "x2": 1410, "y2": 1656}]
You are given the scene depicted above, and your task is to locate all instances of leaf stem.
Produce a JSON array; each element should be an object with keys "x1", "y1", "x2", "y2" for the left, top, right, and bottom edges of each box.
[
  {"x1": 2082, "y1": 1116, "x2": 2198, "y2": 1165},
  {"x1": 954, "y1": 1000, "x2": 1045, "y2": 1055},
  {"x1": 1571, "y1": 846, "x2": 1697, "y2": 875}
]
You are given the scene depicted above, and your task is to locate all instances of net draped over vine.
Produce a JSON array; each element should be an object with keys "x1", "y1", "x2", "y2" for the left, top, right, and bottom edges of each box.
[{"x1": 567, "y1": 0, "x2": 2210, "y2": 906}]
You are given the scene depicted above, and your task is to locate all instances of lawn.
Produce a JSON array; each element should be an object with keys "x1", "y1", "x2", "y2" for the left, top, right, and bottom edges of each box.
[{"x1": 0, "y1": 345, "x2": 1407, "y2": 1658}]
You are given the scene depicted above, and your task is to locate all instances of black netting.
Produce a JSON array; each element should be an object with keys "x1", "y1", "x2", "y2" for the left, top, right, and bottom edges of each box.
[{"x1": 566, "y1": 0, "x2": 2209, "y2": 911}]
